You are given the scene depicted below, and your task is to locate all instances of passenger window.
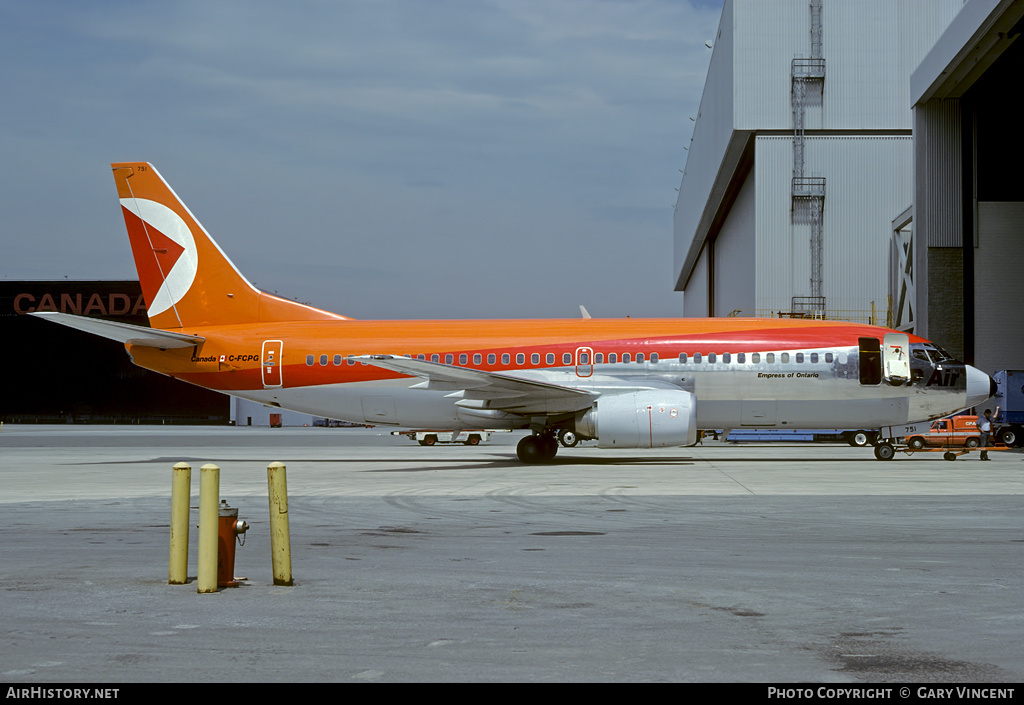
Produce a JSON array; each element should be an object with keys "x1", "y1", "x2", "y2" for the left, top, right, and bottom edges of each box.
[
  {"x1": 347, "y1": 356, "x2": 355, "y2": 365},
  {"x1": 487, "y1": 354, "x2": 496, "y2": 365},
  {"x1": 825, "y1": 353, "x2": 833, "y2": 363},
  {"x1": 531, "y1": 353, "x2": 540, "y2": 365},
  {"x1": 546, "y1": 353, "x2": 555, "y2": 364},
  {"x1": 516, "y1": 353, "x2": 524, "y2": 365},
  {"x1": 501, "y1": 353, "x2": 510, "y2": 365},
  {"x1": 622, "y1": 353, "x2": 631, "y2": 363},
  {"x1": 306, "y1": 355, "x2": 314, "y2": 366},
  {"x1": 579, "y1": 352, "x2": 589, "y2": 364},
  {"x1": 563, "y1": 353, "x2": 572, "y2": 364},
  {"x1": 679, "y1": 353, "x2": 687, "y2": 363},
  {"x1": 608, "y1": 353, "x2": 617, "y2": 363},
  {"x1": 595, "y1": 353, "x2": 604, "y2": 364},
  {"x1": 693, "y1": 353, "x2": 702, "y2": 363},
  {"x1": 766, "y1": 353, "x2": 775, "y2": 363},
  {"x1": 796, "y1": 353, "x2": 804, "y2": 363},
  {"x1": 708, "y1": 353, "x2": 716, "y2": 363},
  {"x1": 651, "y1": 353, "x2": 658, "y2": 363},
  {"x1": 431, "y1": 354, "x2": 439, "y2": 362},
  {"x1": 810, "y1": 353, "x2": 818, "y2": 363},
  {"x1": 636, "y1": 353, "x2": 644, "y2": 363},
  {"x1": 445, "y1": 354, "x2": 453, "y2": 364},
  {"x1": 781, "y1": 353, "x2": 789, "y2": 363},
  {"x1": 417, "y1": 354, "x2": 425, "y2": 360},
  {"x1": 723, "y1": 353, "x2": 731, "y2": 363},
  {"x1": 752, "y1": 353, "x2": 760, "y2": 363},
  {"x1": 319, "y1": 354, "x2": 328, "y2": 366},
  {"x1": 737, "y1": 353, "x2": 745, "y2": 363},
  {"x1": 473, "y1": 354, "x2": 482, "y2": 365},
  {"x1": 459, "y1": 354, "x2": 468, "y2": 365},
  {"x1": 333, "y1": 354, "x2": 342, "y2": 366}
]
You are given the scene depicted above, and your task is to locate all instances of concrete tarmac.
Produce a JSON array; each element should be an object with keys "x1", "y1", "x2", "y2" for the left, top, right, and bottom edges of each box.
[{"x1": 0, "y1": 425, "x2": 1021, "y2": 683}]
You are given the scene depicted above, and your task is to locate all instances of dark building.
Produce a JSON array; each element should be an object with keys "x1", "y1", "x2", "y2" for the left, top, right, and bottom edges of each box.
[{"x1": 3, "y1": 281, "x2": 229, "y2": 424}]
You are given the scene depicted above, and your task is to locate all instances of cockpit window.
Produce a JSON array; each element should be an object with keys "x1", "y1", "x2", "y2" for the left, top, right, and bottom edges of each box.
[
  {"x1": 912, "y1": 343, "x2": 957, "y2": 364},
  {"x1": 922, "y1": 344, "x2": 955, "y2": 363}
]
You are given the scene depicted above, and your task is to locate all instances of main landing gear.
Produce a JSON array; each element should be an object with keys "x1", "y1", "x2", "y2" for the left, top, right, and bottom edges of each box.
[{"x1": 517, "y1": 433, "x2": 559, "y2": 463}]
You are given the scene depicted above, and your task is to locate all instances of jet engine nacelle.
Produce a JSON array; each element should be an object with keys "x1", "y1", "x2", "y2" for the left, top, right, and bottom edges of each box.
[{"x1": 574, "y1": 390, "x2": 697, "y2": 448}]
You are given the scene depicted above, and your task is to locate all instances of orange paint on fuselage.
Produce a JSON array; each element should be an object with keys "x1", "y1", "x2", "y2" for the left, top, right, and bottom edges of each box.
[{"x1": 128, "y1": 316, "x2": 921, "y2": 392}]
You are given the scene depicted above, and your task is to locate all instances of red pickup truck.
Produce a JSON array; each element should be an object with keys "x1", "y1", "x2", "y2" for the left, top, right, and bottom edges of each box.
[{"x1": 905, "y1": 415, "x2": 980, "y2": 449}]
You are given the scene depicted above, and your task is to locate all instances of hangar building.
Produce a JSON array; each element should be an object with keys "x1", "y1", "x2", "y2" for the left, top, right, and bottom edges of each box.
[
  {"x1": 673, "y1": 0, "x2": 962, "y2": 321},
  {"x1": 674, "y1": 0, "x2": 1023, "y2": 375},
  {"x1": 4, "y1": 280, "x2": 330, "y2": 427},
  {"x1": 3, "y1": 281, "x2": 228, "y2": 424},
  {"x1": 910, "y1": 0, "x2": 1024, "y2": 372}
]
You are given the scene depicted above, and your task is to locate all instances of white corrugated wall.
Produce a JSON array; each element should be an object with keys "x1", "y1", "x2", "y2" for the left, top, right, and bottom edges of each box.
[
  {"x1": 755, "y1": 135, "x2": 913, "y2": 314},
  {"x1": 731, "y1": 0, "x2": 965, "y2": 131},
  {"x1": 673, "y1": 0, "x2": 736, "y2": 284},
  {"x1": 713, "y1": 170, "x2": 757, "y2": 316}
]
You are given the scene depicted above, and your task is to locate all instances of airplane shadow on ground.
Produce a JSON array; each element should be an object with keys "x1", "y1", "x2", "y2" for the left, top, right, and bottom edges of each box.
[{"x1": 80, "y1": 451, "x2": 891, "y2": 473}]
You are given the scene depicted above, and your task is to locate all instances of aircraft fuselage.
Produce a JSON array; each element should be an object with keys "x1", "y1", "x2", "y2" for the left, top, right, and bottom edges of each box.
[{"x1": 126, "y1": 317, "x2": 975, "y2": 432}]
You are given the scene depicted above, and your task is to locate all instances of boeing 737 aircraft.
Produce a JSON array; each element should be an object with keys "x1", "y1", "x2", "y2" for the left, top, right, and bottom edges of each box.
[{"x1": 34, "y1": 162, "x2": 995, "y2": 462}]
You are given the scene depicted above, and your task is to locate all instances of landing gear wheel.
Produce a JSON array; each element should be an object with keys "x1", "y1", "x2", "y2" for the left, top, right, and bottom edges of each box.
[
  {"x1": 873, "y1": 442, "x2": 895, "y2": 461},
  {"x1": 539, "y1": 434, "x2": 558, "y2": 461},
  {"x1": 517, "y1": 434, "x2": 558, "y2": 463},
  {"x1": 558, "y1": 429, "x2": 579, "y2": 447}
]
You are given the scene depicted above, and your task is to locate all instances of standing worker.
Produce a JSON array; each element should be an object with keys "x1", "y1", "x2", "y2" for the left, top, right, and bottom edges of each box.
[{"x1": 978, "y1": 408, "x2": 996, "y2": 461}]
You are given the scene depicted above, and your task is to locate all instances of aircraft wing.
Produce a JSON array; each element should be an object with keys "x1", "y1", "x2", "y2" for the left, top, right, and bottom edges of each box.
[
  {"x1": 355, "y1": 355, "x2": 595, "y2": 415},
  {"x1": 30, "y1": 312, "x2": 205, "y2": 349}
]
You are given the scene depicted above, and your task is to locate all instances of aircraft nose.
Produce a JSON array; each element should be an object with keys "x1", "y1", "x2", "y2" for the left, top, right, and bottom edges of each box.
[{"x1": 965, "y1": 365, "x2": 996, "y2": 409}]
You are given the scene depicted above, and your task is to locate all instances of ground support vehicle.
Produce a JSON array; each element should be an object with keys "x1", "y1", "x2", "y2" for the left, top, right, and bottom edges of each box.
[
  {"x1": 723, "y1": 429, "x2": 877, "y2": 445},
  {"x1": 903, "y1": 415, "x2": 980, "y2": 450},
  {"x1": 892, "y1": 442, "x2": 1013, "y2": 461},
  {"x1": 557, "y1": 429, "x2": 587, "y2": 447},
  {"x1": 392, "y1": 430, "x2": 498, "y2": 446},
  {"x1": 871, "y1": 417, "x2": 1010, "y2": 461},
  {"x1": 992, "y1": 370, "x2": 1023, "y2": 447}
]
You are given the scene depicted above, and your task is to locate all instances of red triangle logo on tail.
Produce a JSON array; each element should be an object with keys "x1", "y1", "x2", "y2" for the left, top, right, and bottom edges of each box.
[{"x1": 122, "y1": 205, "x2": 186, "y2": 306}]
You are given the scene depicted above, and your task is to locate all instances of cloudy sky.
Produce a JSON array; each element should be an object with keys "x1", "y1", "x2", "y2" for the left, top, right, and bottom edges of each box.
[{"x1": 1, "y1": 0, "x2": 722, "y2": 320}]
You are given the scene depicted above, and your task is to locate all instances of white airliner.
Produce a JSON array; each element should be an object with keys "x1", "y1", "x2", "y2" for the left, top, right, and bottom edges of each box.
[{"x1": 34, "y1": 162, "x2": 995, "y2": 462}]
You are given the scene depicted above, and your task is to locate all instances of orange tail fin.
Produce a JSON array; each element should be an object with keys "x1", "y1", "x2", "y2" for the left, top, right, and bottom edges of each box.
[{"x1": 111, "y1": 162, "x2": 349, "y2": 330}]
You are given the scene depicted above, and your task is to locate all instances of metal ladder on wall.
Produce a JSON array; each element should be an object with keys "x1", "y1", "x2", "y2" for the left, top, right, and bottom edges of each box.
[{"x1": 792, "y1": 0, "x2": 826, "y2": 311}]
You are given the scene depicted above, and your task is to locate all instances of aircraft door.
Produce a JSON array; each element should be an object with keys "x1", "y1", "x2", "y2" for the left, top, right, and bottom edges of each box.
[
  {"x1": 883, "y1": 333, "x2": 910, "y2": 385},
  {"x1": 858, "y1": 337, "x2": 882, "y2": 385},
  {"x1": 262, "y1": 340, "x2": 283, "y2": 388},
  {"x1": 575, "y1": 347, "x2": 593, "y2": 378}
]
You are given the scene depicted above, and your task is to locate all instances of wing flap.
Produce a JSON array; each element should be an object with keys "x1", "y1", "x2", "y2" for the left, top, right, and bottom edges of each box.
[
  {"x1": 30, "y1": 311, "x2": 204, "y2": 349},
  {"x1": 355, "y1": 355, "x2": 594, "y2": 414}
]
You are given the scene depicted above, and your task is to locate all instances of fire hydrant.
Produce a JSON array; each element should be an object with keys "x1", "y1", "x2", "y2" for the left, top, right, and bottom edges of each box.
[{"x1": 217, "y1": 500, "x2": 249, "y2": 588}]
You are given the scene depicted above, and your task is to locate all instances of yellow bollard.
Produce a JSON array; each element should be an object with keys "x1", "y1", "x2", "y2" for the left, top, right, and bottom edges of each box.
[
  {"x1": 168, "y1": 462, "x2": 191, "y2": 585},
  {"x1": 197, "y1": 464, "x2": 220, "y2": 593},
  {"x1": 267, "y1": 462, "x2": 294, "y2": 586}
]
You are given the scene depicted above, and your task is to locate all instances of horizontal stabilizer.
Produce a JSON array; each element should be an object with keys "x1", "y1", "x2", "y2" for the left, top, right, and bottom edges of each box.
[{"x1": 30, "y1": 312, "x2": 205, "y2": 349}]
